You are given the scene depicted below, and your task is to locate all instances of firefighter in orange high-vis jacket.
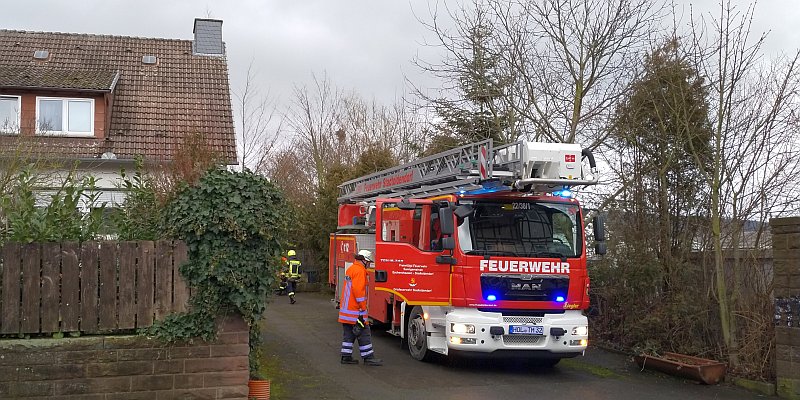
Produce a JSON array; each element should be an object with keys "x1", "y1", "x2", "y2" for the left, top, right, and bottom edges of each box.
[{"x1": 338, "y1": 249, "x2": 383, "y2": 366}]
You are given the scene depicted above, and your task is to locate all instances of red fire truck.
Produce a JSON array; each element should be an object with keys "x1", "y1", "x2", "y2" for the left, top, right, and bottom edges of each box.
[{"x1": 329, "y1": 140, "x2": 606, "y2": 364}]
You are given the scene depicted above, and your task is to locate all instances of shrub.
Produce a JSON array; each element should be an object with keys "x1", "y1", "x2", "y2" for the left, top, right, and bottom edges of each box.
[
  {"x1": 147, "y1": 168, "x2": 291, "y2": 375},
  {"x1": 0, "y1": 165, "x2": 105, "y2": 243},
  {"x1": 113, "y1": 161, "x2": 163, "y2": 240}
]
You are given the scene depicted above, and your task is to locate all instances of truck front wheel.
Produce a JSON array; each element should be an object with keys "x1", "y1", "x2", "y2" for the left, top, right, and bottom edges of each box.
[{"x1": 407, "y1": 306, "x2": 431, "y2": 361}]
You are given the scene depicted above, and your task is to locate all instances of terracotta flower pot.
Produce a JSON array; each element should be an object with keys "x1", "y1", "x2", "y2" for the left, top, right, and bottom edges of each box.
[{"x1": 248, "y1": 379, "x2": 270, "y2": 400}]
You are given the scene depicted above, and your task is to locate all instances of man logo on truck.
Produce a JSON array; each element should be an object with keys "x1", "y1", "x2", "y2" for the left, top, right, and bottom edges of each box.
[{"x1": 510, "y1": 282, "x2": 543, "y2": 291}]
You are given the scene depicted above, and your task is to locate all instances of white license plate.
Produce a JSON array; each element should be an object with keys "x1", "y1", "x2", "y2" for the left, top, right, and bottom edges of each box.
[{"x1": 509, "y1": 325, "x2": 544, "y2": 335}]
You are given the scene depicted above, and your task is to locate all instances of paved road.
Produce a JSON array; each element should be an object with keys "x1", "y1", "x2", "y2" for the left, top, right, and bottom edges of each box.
[{"x1": 259, "y1": 292, "x2": 767, "y2": 400}]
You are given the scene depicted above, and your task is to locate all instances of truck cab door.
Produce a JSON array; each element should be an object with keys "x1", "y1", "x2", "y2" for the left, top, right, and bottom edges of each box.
[{"x1": 373, "y1": 199, "x2": 453, "y2": 305}]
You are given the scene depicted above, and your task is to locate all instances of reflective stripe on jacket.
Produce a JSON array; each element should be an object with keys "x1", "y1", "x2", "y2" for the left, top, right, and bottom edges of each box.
[
  {"x1": 338, "y1": 259, "x2": 368, "y2": 325},
  {"x1": 287, "y1": 258, "x2": 302, "y2": 279}
]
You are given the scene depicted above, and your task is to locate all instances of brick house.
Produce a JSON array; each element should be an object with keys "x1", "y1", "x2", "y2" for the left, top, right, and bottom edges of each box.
[{"x1": 0, "y1": 19, "x2": 236, "y2": 206}]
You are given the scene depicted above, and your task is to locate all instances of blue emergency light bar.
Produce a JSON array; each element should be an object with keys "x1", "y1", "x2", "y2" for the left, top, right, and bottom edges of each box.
[{"x1": 551, "y1": 188, "x2": 574, "y2": 198}]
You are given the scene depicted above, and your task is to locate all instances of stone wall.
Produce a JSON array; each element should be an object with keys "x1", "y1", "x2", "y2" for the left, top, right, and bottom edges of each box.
[
  {"x1": 0, "y1": 315, "x2": 249, "y2": 399},
  {"x1": 773, "y1": 217, "x2": 800, "y2": 399}
]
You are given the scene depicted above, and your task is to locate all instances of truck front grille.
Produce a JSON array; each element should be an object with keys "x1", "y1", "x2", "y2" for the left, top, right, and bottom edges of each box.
[
  {"x1": 503, "y1": 316, "x2": 543, "y2": 324},
  {"x1": 503, "y1": 335, "x2": 546, "y2": 346}
]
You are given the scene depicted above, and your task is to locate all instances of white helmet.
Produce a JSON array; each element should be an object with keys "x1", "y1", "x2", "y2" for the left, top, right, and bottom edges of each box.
[{"x1": 357, "y1": 249, "x2": 374, "y2": 262}]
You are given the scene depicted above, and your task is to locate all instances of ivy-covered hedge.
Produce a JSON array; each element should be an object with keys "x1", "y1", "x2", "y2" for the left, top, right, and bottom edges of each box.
[{"x1": 147, "y1": 168, "x2": 291, "y2": 375}]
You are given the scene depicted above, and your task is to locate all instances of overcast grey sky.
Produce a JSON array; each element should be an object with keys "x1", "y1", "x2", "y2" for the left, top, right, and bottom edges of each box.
[
  {"x1": 2, "y1": 0, "x2": 798, "y2": 132},
  {"x1": 1, "y1": 1, "x2": 445, "y2": 107}
]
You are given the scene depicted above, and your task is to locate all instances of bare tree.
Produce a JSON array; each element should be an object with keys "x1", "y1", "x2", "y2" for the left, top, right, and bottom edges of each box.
[
  {"x1": 413, "y1": 1, "x2": 522, "y2": 147},
  {"x1": 517, "y1": 0, "x2": 665, "y2": 146},
  {"x1": 263, "y1": 143, "x2": 317, "y2": 204},
  {"x1": 283, "y1": 73, "x2": 346, "y2": 188},
  {"x1": 412, "y1": 0, "x2": 667, "y2": 217},
  {"x1": 284, "y1": 73, "x2": 427, "y2": 190},
  {"x1": 414, "y1": 0, "x2": 665, "y2": 148},
  {"x1": 338, "y1": 94, "x2": 427, "y2": 164},
  {"x1": 686, "y1": 0, "x2": 800, "y2": 368},
  {"x1": 234, "y1": 61, "x2": 282, "y2": 171}
]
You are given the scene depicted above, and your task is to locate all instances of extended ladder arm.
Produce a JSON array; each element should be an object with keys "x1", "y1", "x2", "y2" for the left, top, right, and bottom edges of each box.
[
  {"x1": 338, "y1": 140, "x2": 493, "y2": 203},
  {"x1": 338, "y1": 139, "x2": 599, "y2": 204}
]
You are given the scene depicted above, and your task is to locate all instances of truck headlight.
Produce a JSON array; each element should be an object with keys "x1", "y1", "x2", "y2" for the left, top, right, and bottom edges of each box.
[
  {"x1": 572, "y1": 326, "x2": 588, "y2": 336},
  {"x1": 451, "y1": 323, "x2": 475, "y2": 334},
  {"x1": 450, "y1": 337, "x2": 477, "y2": 345}
]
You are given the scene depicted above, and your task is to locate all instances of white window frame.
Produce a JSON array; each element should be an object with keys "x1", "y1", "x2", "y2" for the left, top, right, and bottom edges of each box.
[
  {"x1": 35, "y1": 96, "x2": 95, "y2": 137},
  {"x1": 0, "y1": 95, "x2": 21, "y2": 134}
]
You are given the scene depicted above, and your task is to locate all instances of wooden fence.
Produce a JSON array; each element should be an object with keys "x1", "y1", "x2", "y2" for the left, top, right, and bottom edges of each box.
[{"x1": 0, "y1": 241, "x2": 189, "y2": 335}]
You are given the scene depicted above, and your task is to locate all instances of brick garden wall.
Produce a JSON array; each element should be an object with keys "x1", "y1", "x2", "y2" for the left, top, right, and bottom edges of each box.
[
  {"x1": 0, "y1": 315, "x2": 249, "y2": 399},
  {"x1": 773, "y1": 217, "x2": 800, "y2": 399}
]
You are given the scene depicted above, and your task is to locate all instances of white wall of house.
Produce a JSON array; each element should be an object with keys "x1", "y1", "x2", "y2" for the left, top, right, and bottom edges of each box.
[{"x1": 30, "y1": 160, "x2": 141, "y2": 210}]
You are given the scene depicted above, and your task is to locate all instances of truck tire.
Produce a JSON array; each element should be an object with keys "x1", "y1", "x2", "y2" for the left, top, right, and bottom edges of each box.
[{"x1": 407, "y1": 306, "x2": 432, "y2": 361}]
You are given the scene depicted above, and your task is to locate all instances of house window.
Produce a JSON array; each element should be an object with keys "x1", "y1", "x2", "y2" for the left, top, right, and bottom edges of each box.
[
  {"x1": 36, "y1": 97, "x2": 94, "y2": 136},
  {"x1": 0, "y1": 95, "x2": 21, "y2": 134}
]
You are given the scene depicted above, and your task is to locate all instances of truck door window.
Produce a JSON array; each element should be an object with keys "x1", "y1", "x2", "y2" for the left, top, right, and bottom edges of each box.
[
  {"x1": 380, "y1": 202, "x2": 441, "y2": 252},
  {"x1": 380, "y1": 203, "x2": 416, "y2": 245}
]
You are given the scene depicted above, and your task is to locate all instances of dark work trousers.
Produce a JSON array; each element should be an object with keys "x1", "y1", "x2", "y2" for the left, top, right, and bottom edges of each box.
[
  {"x1": 287, "y1": 279, "x2": 297, "y2": 297},
  {"x1": 341, "y1": 323, "x2": 375, "y2": 359}
]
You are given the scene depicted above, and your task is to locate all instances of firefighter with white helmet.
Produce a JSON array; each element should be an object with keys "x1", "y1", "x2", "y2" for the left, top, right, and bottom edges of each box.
[
  {"x1": 338, "y1": 249, "x2": 383, "y2": 366},
  {"x1": 284, "y1": 249, "x2": 302, "y2": 304}
]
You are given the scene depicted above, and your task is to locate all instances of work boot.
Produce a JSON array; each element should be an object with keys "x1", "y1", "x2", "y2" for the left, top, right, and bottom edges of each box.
[
  {"x1": 363, "y1": 357, "x2": 383, "y2": 366},
  {"x1": 290, "y1": 295, "x2": 296, "y2": 304},
  {"x1": 340, "y1": 356, "x2": 358, "y2": 365}
]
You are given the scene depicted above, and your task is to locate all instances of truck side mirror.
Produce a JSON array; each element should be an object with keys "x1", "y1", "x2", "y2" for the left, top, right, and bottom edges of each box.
[
  {"x1": 440, "y1": 237, "x2": 455, "y2": 250},
  {"x1": 454, "y1": 204, "x2": 474, "y2": 226},
  {"x1": 592, "y1": 213, "x2": 607, "y2": 256},
  {"x1": 595, "y1": 242, "x2": 607, "y2": 256},
  {"x1": 438, "y1": 207, "x2": 455, "y2": 236},
  {"x1": 397, "y1": 198, "x2": 416, "y2": 210},
  {"x1": 593, "y1": 214, "x2": 606, "y2": 242},
  {"x1": 454, "y1": 205, "x2": 473, "y2": 219}
]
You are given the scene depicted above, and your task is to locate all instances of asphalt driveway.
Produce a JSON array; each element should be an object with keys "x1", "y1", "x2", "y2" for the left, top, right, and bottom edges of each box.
[{"x1": 258, "y1": 291, "x2": 768, "y2": 400}]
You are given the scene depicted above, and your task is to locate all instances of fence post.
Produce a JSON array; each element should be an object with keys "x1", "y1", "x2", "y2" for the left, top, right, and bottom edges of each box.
[{"x1": 0, "y1": 243, "x2": 22, "y2": 334}]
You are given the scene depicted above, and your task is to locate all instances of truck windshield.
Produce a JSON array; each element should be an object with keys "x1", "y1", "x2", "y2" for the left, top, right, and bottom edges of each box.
[{"x1": 460, "y1": 200, "x2": 583, "y2": 259}]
